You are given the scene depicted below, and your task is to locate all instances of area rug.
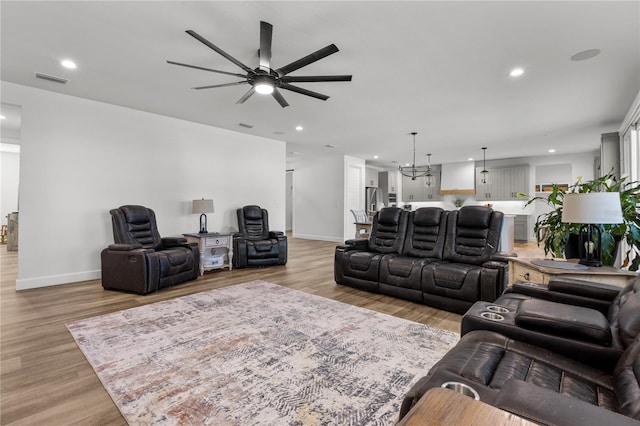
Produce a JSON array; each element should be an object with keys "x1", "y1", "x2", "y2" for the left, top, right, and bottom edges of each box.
[{"x1": 67, "y1": 281, "x2": 459, "y2": 425}]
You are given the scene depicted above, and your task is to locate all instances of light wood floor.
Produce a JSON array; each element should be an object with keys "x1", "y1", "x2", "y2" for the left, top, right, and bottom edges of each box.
[{"x1": 0, "y1": 237, "x2": 543, "y2": 425}]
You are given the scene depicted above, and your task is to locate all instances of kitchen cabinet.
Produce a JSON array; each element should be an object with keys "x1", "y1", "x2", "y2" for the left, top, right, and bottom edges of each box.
[
  {"x1": 401, "y1": 166, "x2": 441, "y2": 201},
  {"x1": 476, "y1": 165, "x2": 529, "y2": 200},
  {"x1": 365, "y1": 167, "x2": 379, "y2": 187},
  {"x1": 514, "y1": 215, "x2": 529, "y2": 242},
  {"x1": 379, "y1": 171, "x2": 398, "y2": 194}
]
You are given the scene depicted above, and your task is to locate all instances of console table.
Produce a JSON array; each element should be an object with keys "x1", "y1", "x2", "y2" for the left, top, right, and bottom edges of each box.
[
  {"x1": 508, "y1": 257, "x2": 636, "y2": 288},
  {"x1": 183, "y1": 233, "x2": 233, "y2": 275},
  {"x1": 397, "y1": 387, "x2": 535, "y2": 425}
]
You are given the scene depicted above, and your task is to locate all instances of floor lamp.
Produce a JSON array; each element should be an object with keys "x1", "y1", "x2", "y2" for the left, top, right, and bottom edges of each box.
[{"x1": 561, "y1": 192, "x2": 623, "y2": 267}]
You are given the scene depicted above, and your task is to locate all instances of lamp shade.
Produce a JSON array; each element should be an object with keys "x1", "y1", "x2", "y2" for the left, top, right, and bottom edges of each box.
[
  {"x1": 561, "y1": 192, "x2": 623, "y2": 224},
  {"x1": 192, "y1": 199, "x2": 214, "y2": 214}
]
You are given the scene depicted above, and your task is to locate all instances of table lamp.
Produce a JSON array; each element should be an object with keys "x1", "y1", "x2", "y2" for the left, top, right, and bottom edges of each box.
[
  {"x1": 561, "y1": 192, "x2": 623, "y2": 267},
  {"x1": 192, "y1": 198, "x2": 214, "y2": 234}
]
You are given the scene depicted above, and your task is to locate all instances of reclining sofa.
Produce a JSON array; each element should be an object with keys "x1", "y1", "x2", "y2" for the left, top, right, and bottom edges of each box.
[
  {"x1": 334, "y1": 206, "x2": 507, "y2": 314},
  {"x1": 399, "y1": 276, "x2": 640, "y2": 425}
]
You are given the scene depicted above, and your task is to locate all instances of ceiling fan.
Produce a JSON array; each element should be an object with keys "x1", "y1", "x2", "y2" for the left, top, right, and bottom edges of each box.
[{"x1": 167, "y1": 21, "x2": 352, "y2": 108}]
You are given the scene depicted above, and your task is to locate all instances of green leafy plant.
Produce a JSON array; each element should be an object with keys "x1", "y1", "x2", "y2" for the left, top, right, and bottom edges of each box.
[{"x1": 519, "y1": 172, "x2": 640, "y2": 270}]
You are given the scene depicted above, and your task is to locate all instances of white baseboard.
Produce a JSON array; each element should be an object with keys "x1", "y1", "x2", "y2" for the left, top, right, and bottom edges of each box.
[
  {"x1": 292, "y1": 233, "x2": 344, "y2": 243},
  {"x1": 16, "y1": 270, "x2": 101, "y2": 290}
]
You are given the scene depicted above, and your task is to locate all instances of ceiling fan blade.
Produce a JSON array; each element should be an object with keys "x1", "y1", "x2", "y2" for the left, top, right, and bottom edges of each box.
[
  {"x1": 166, "y1": 60, "x2": 247, "y2": 78},
  {"x1": 281, "y1": 75, "x2": 352, "y2": 83},
  {"x1": 192, "y1": 81, "x2": 248, "y2": 90},
  {"x1": 276, "y1": 44, "x2": 339, "y2": 76},
  {"x1": 280, "y1": 83, "x2": 329, "y2": 101},
  {"x1": 186, "y1": 30, "x2": 253, "y2": 74},
  {"x1": 236, "y1": 87, "x2": 256, "y2": 104},
  {"x1": 272, "y1": 88, "x2": 289, "y2": 108},
  {"x1": 259, "y1": 21, "x2": 273, "y2": 72}
]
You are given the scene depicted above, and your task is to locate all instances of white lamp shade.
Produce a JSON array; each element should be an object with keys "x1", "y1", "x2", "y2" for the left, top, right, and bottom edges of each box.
[
  {"x1": 192, "y1": 199, "x2": 214, "y2": 214},
  {"x1": 561, "y1": 192, "x2": 623, "y2": 224}
]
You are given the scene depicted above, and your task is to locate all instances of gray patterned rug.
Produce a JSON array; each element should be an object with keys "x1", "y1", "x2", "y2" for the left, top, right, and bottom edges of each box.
[{"x1": 67, "y1": 280, "x2": 459, "y2": 425}]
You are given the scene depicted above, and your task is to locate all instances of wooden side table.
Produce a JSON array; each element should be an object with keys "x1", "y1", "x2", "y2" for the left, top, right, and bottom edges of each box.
[
  {"x1": 508, "y1": 257, "x2": 637, "y2": 288},
  {"x1": 183, "y1": 233, "x2": 233, "y2": 275},
  {"x1": 397, "y1": 387, "x2": 536, "y2": 425}
]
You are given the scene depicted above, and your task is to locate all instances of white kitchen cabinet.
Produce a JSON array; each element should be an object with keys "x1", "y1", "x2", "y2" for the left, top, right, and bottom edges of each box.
[
  {"x1": 401, "y1": 166, "x2": 441, "y2": 201},
  {"x1": 365, "y1": 167, "x2": 379, "y2": 187},
  {"x1": 379, "y1": 171, "x2": 398, "y2": 194},
  {"x1": 514, "y1": 215, "x2": 529, "y2": 242},
  {"x1": 476, "y1": 165, "x2": 529, "y2": 200}
]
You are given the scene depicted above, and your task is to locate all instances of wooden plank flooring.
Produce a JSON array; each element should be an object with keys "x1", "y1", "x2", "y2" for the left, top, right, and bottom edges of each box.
[{"x1": 0, "y1": 237, "x2": 542, "y2": 425}]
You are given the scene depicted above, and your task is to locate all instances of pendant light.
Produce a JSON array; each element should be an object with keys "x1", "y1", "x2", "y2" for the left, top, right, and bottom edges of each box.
[
  {"x1": 425, "y1": 153, "x2": 433, "y2": 187},
  {"x1": 398, "y1": 132, "x2": 430, "y2": 180},
  {"x1": 480, "y1": 147, "x2": 489, "y2": 184}
]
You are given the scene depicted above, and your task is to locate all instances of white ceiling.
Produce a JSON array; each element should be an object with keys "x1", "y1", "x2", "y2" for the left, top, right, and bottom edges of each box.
[{"x1": 1, "y1": 1, "x2": 638, "y2": 168}]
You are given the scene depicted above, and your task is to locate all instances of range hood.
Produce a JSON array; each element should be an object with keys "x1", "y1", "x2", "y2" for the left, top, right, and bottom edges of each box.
[{"x1": 440, "y1": 162, "x2": 476, "y2": 195}]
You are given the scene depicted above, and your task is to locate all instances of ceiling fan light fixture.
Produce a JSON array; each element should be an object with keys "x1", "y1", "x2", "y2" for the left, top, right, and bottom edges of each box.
[{"x1": 254, "y1": 77, "x2": 274, "y2": 95}]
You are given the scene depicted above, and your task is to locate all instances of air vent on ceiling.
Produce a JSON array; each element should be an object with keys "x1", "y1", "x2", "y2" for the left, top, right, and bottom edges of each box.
[
  {"x1": 238, "y1": 123, "x2": 254, "y2": 129},
  {"x1": 35, "y1": 72, "x2": 68, "y2": 84}
]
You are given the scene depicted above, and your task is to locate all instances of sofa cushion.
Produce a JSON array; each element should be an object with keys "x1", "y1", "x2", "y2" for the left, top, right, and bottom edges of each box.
[
  {"x1": 367, "y1": 207, "x2": 408, "y2": 254},
  {"x1": 443, "y1": 206, "x2": 502, "y2": 265},
  {"x1": 402, "y1": 208, "x2": 447, "y2": 258}
]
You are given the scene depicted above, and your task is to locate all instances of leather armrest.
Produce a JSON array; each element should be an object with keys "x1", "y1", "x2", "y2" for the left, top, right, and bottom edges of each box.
[
  {"x1": 491, "y1": 252, "x2": 516, "y2": 262},
  {"x1": 482, "y1": 260, "x2": 507, "y2": 269},
  {"x1": 344, "y1": 239, "x2": 368, "y2": 250},
  {"x1": 507, "y1": 280, "x2": 614, "y2": 314},
  {"x1": 494, "y1": 379, "x2": 640, "y2": 426},
  {"x1": 162, "y1": 237, "x2": 188, "y2": 247},
  {"x1": 108, "y1": 243, "x2": 143, "y2": 251},
  {"x1": 515, "y1": 299, "x2": 611, "y2": 345},
  {"x1": 269, "y1": 231, "x2": 285, "y2": 239},
  {"x1": 548, "y1": 277, "x2": 621, "y2": 301}
]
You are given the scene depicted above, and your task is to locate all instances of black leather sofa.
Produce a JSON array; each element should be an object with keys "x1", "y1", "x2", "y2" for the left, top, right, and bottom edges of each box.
[
  {"x1": 399, "y1": 276, "x2": 640, "y2": 425},
  {"x1": 334, "y1": 206, "x2": 508, "y2": 314}
]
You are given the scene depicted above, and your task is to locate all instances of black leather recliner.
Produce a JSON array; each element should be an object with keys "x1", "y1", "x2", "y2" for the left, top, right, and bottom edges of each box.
[
  {"x1": 400, "y1": 329, "x2": 640, "y2": 425},
  {"x1": 233, "y1": 205, "x2": 287, "y2": 269},
  {"x1": 462, "y1": 276, "x2": 640, "y2": 370},
  {"x1": 420, "y1": 206, "x2": 507, "y2": 313},
  {"x1": 335, "y1": 207, "x2": 409, "y2": 293},
  {"x1": 101, "y1": 205, "x2": 199, "y2": 295}
]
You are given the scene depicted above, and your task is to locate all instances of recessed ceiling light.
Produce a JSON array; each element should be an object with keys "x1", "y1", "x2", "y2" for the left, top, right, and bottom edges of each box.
[
  {"x1": 373, "y1": 155, "x2": 379, "y2": 159},
  {"x1": 548, "y1": 149, "x2": 556, "y2": 153},
  {"x1": 509, "y1": 67, "x2": 524, "y2": 77},
  {"x1": 295, "y1": 125, "x2": 303, "y2": 131},
  {"x1": 468, "y1": 157, "x2": 474, "y2": 161},
  {"x1": 405, "y1": 163, "x2": 410, "y2": 167},
  {"x1": 61, "y1": 59, "x2": 77, "y2": 69},
  {"x1": 570, "y1": 49, "x2": 600, "y2": 62}
]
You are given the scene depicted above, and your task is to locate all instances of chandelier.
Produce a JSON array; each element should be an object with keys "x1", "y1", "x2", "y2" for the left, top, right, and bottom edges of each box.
[
  {"x1": 399, "y1": 132, "x2": 430, "y2": 181},
  {"x1": 480, "y1": 147, "x2": 489, "y2": 184}
]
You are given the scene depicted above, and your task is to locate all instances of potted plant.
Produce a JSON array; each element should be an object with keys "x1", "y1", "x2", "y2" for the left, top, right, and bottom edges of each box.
[{"x1": 520, "y1": 172, "x2": 640, "y2": 271}]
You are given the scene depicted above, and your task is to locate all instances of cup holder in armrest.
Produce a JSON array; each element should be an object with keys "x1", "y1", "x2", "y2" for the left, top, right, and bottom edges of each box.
[
  {"x1": 486, "y1": 305, "x2": 509, "y2": 314},
  {"x1": 441, "y1": 381, "x2": 480, "y2": 400},
  {"x1": 480, "y1": 312, "x2": 505, "y2": 321}
]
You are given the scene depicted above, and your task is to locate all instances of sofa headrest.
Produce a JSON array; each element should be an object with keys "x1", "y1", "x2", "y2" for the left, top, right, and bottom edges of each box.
[
  {"x1": 414, "y1": 207, "x2": 445, "y2": 226},
  {"x1": 120, "y1": 205, "x2": 152, "y2": 224},
  {"x1": 243, "y1": 205, "x2": 264, "y2": 220},
  {"x1": 378, "y1": 207, "x2": 404, "y2": 225},
  {"x1": 615, "y1": 285, "x2": 640, "y2": 349},
  {"x1": 457, "y1": 206, "x2": 492, "y2": 228}
]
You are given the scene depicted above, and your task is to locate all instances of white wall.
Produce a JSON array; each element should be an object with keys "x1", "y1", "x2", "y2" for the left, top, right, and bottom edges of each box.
[
  {"x1": 292, "y1": 154, "x2": 344, "y2": 242},
  {"x1": 2, "y1": 82, "x2": 286, "y2": 289},
  {"x1": 1, "y1": 150, "x2": 20, "y2": 225}
]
